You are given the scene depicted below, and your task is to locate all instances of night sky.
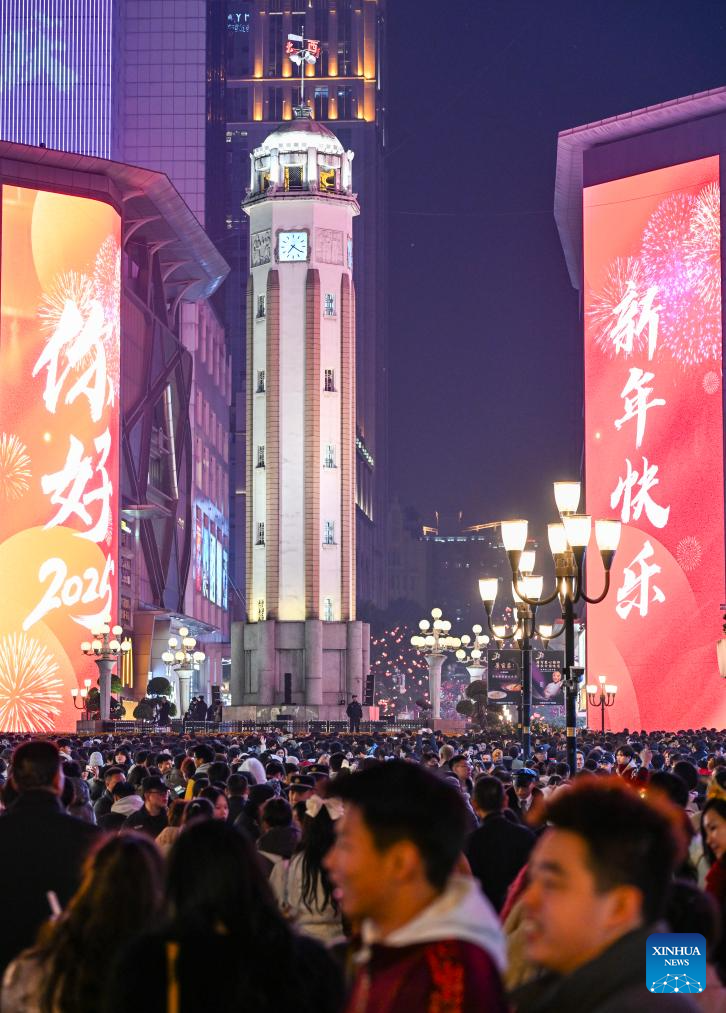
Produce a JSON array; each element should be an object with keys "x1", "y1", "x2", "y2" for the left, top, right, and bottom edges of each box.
[{"x1": 386, "y1": 0, "x2": 726, "y2": 536}]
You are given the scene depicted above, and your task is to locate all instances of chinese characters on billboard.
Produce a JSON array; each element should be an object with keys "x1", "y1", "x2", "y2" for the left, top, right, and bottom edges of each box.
[
  {"x1": 584, "y1": 156, "x2": 725, "y2": 729},
  {"x1": 0, "y1": 186, "x2": 120, "y2": 732}
]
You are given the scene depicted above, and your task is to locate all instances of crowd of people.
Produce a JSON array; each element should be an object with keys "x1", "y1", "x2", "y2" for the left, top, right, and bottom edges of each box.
[{"x1": 0, "y1": 722, "x2": 725, "y2": 1010}]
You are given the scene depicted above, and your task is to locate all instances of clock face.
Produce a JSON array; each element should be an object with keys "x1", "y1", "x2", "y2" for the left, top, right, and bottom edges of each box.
[
  {"x1": 278, "y1": 231, "x2": 308, "y2": 262},
  {"x1": 251, "y1": 229, "x2": 272, "y2": 268}
]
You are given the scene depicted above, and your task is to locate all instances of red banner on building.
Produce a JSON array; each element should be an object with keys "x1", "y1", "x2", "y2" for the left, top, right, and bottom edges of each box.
[
  {"x1": 584, "y1": 156, "x2": 725, "y2": 730},
  {"x1": 0, "y1": 186, "x2": 121, "y2": 732}
]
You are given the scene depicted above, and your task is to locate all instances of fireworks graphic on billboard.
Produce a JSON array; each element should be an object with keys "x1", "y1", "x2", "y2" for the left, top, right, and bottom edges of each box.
[
  {"x1": 586, "y1": 256, "x2": 649, "y2": 357},
  {"x1": 0, "y1": 434, "x2": 31, "y2": 500},
  {"x1": 0, "y1": 633, "x2": 63, "y2": 733}
]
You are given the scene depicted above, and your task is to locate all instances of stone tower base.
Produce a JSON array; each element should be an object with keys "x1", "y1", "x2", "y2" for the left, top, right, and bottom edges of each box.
[{"x1": 225, "y1": 618, "x2": 370, "y2": 720}]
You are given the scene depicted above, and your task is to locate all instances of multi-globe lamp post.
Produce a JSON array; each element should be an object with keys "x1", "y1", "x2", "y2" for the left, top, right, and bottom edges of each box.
[
  {"x1": 586, "y1": 675, "x2": 618, "y2": 733},
  {"x1": 70, "y1": 678, "x2": 93, "y2": 720},
  {"x1": 478, "y1": 481, "x2": 621, "y2": 771},
  {"x1": 455, "y1": 626, "x2": 490, "y2": 682},
  {"x1": 80, "y1": 622, "x2": 131, "y2": 721},
  {"x1": 161, "y1": 627, "x2": 205, "y2": 719},
  {"x1": 410, "y1": 608, "x2": 461, "y2": 720}
]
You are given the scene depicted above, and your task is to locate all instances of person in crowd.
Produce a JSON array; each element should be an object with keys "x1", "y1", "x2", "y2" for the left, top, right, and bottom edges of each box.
[
  {"x1": 1, "y1": 833, "x2": 164, "y2": 1012},
  {"x1": 346, "y1": 695, "x2": 363, "y2": 733},
  {"x1": 0, "y1": 740, "x2": 99, "y2": 974},
  {"x1": 509, "y1": 769, "x2": 545, "y2": 828},
  {"x1": 182, "y1": 797, "x2": 215, "y2": 824},
  {"x1": 615, "y1": 745, "x2": 639, "y2": 780},
  {"x1": 666, "y1": 879, "x2": 726, "y2": 1013},
  {"x1": 85, "y1": 751, "x2": 106, "y2": 802},
  {"x1": 107, "y1": 819, "x2": 343, "y2": 1013},
  {"x1": 325, "y1": 761, "x2": 507, "y2": 1013},
  {"x1": 155, "y1": 799, "x2": 188, "y2": 855},
  {"x1": 466, "y1": 775, "x2": 536, "y2": 912},
  {"x1": 61, "y1": 761, "x2": 95, "y2": 824},
  {"x1": 511, "y1": 778, "x2": 694, "y2": 1011},
  {"x1": 122, "y1": 775, "x2": 169, "y2": 837},
  {"x1": 225, "y1": 772, "x2": 249, "y2": 825},
  {"x1": 701, "y1": 797, "x2": 726, "y2": 982},
  {"x1": 450, "y1": 753, "x2": 474, "y2": 795},
  {"x1": 257, "y1": 797, "x2": 299, "y2": 873},
  {"x1": 97, "y1": 781, "x2": 144, "y2": 832},
  {"x1": 199, "y1": 784, "x2": 230, "y2": 820},
  {"x1": 270, "y1": 795, "x2": 343, "y2": 941},
  {"x1": 165, "y1": 754, "x2": 187, "y2": 793},
  {"x1": 92, "y1": 765, "x2": 126, "y2": 820}
]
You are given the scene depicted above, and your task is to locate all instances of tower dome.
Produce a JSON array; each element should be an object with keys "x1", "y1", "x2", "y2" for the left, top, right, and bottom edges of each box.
[{"x1": 248, "y1": 108, "x2": 354, "y2": 199}]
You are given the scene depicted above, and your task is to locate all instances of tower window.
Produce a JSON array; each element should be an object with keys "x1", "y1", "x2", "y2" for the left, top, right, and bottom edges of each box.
[
  {"x1": 324, "y1": 444, "x2": 336, "y2": 469},
  {"x1": 323, "y1": 520, "x2": 336, "y2": 545},
  {"x1": 257, "y1": 294, "x2": 266, "y2": 318},
  {"x1": 256, "y1": 445, "x2": 265, "y2": 468},
  {"x1": 323, "y1": 597, "x2": 334, "y2": 622},
  {"x1": 323, "y1": 368, "x2": 336, "y2": 392},
  {"x1": 284, "y1": 164, "x2": 304, "y2": 190},
  {"x1": 256, "y1": 522, "x2": 265, "y2": 545},
  {"x1": 256, "y1": 599, "x2": 266, "y2": 621},
  {"x1": 256, "y1": 370, "x2": 266, "y2": 393},
  {"x1": 324, "y1": 293, "x2": 336, "y2": 317},
  {"x1": 314, "y1": 86, "x2": 329, "y2": 119}
]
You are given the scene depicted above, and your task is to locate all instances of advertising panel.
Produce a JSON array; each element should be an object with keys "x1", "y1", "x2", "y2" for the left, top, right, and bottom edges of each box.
[
  {"x1": 194, "y1": 507, "x2": 202, "y2": 594},
  {"x1": 209, "y1": 531, "x2": 218, "y2": 606},
  {"x1": 486, "y1": 649, "x2": 522, "y2": 706},
  {"x1": 532, "y1": 649, "x2": 565, "y2": 705},
  {"x1": 202, "y1": 515, "x2": 210, "y2": 599},
  {"x1": 584, "y1": 156, "x2": 725, "y2": 729},
  {"x1": 216, "y1": 526, "x2": 223, "y2": 607},
  {"x1": 222, "y1": 546, "x2": 228, "y2": 611},
  {"x1": 0, "y1": 185, "x2": 121, "y2": 732}
]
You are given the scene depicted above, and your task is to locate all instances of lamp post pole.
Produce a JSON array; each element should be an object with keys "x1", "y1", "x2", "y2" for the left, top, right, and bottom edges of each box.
[
  {"x1": 479, "y1": 481, "x2": 621, "y2": 775},
  {"x1": 80, "y1": 620, "x2": 132, "y2": 722},
  {"x1": 162, "y1": 626, "x2": 206, "y2": 721},
  {"x1": 410, "y1": 608, "x2": 460, "y2": 721},
  {"x1": 586, "y1": 675, "x2": 618, "y2": 734}
]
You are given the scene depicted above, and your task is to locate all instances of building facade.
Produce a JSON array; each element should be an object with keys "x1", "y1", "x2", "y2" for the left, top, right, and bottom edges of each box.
[
  {"x1": 218, "y1": 0, "x2": 388, "y2": 618},
  {"x1": 0, "y1": 1, "x2": 231, "y2": 699}
]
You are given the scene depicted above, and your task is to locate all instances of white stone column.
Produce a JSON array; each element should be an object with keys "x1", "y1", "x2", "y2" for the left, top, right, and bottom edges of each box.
[
  {"x1": 307, "y1": 146, "x2": 317, "y2": 188},
  {"x1": 258, "y1": 621, "x2": 276, "y2": 707},
  {"x1": 426, "y1": 653, "x2": 445, "y2": 720},
  {"x1": 177, "y1": 667, "x2": 192, "y2": 718}
]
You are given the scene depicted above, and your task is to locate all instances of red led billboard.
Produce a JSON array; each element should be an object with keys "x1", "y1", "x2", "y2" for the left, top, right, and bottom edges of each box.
[
  {"x1": 584, "y1": 156, "x2": 725, "y2": 730},
  {"x1": 0, "y1": 186, "x2": 121, "y2": 732}
]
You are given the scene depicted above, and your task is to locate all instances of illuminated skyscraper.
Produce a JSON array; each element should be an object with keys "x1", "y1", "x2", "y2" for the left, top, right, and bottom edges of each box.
[
  {"x1": 219, "y1": 0, "x2": 388, "y2": 617},
  {"x1": 0, "y1": 0, "x2": 120, "y2": 158}
]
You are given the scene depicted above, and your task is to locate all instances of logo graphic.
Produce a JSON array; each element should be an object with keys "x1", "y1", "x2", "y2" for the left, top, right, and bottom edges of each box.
[{"x1": 646, "y1": 933, "x2": 706, "y2": 994}]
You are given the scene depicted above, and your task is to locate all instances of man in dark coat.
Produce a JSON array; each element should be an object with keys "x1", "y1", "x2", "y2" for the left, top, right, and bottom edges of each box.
[
  {"x1": 0, "y1": 740, "x2": 99, "y2": 973},
  {"x1": 122, "y1": 775, "x2": 169, "y2": 837},
  {"x1": 346, "y1": 695, "x2": 363, "y2": 733},
  {"x1": 466, "y1": 775, "x2": 535, "y2": 912},
  {"x1": 511, "y1": 779, "x2": 697, "y2": 1011}
]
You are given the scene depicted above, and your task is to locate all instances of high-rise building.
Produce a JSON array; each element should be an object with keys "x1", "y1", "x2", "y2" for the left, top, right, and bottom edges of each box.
[
  {"x1": 0, "y1": 0, "x2": 231, "y2": 695},
  {"x1": 228, "y1": 107, "x2": 369, "y2": 718},
  {"x1": 218, "y1": 0, "x2": 388, "y2": 618}
]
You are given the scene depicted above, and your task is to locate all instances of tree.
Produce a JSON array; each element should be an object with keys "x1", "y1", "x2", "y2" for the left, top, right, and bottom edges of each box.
[
  {"x1": 465, "y1": 681, "x2": 488, "y2": 726},
  {"x1": 147, "y1": 676, "x2": 173, "y2": 697},
  {"x1": 456, "y1": 699, "x2": 475, "y2": 719}
]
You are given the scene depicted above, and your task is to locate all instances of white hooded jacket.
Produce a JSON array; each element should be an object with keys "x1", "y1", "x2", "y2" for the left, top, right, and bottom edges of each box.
[{"x1": 360, "y1": 874, "x2": 507, "y2": 972}]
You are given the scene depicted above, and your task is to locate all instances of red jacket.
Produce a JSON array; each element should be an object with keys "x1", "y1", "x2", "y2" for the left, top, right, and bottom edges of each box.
[{"x1": 344, "y1": 876, "x2": 507, "y2": 1013}]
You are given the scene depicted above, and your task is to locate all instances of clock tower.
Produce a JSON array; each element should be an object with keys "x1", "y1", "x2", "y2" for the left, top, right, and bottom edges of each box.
[{"x1": 229, "y1": 108, "x2": 370, "y2": 719}]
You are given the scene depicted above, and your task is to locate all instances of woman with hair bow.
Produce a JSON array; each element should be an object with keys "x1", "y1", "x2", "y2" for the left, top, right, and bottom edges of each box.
[{"x1": 270, "y1": 794, "x2": 344, "y2": 943}]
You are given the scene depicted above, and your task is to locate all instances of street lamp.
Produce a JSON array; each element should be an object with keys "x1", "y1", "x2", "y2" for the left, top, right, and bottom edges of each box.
[
  {"x1": 81, "y1": 622, "x2": 132, "y2": 721},
  {"x1": 479, "y1": 481, "x2": 621, "y2": 772},
  {"x1": 70, "y1": 678, "x2": 93, "y2": 720},
  {"x1": 586, "y1": 675, "x2": 618, "y2": 733},
  {"x1": 410, "y1": 608, "x2": 461, "y2": 720},
  {"x1": 161, "y1": 626, "x2": 206, "y2": 719},
  {"x1": 478, "y1": 573, "x2": 546, "y2": 760},
  {"x1": 455, "y1": 625, "x2": 490, "y2": 682}
]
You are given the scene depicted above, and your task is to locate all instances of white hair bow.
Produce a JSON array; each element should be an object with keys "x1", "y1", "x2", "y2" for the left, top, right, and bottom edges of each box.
[{"x1": 305, "y1": 795, "x2": 344, "y2": 821}]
